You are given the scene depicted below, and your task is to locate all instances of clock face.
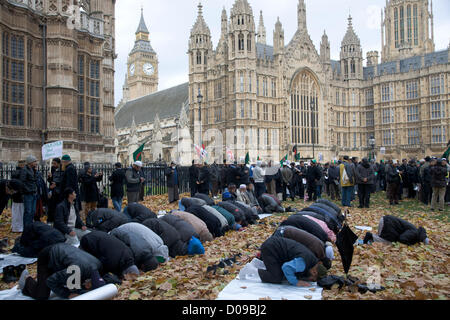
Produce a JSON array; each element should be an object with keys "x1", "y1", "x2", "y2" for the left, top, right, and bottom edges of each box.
[
  {"x1": 143, "y1": 63, "x2": 154, "y2": 76},
  {"x1": 129, "y1": 64, "x2": 135, "y2": 76}
]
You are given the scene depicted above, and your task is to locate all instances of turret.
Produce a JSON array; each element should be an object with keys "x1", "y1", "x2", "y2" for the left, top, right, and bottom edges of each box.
[
  {"x1": 189, "y1": 2, "x2": 212, "y2": 71},
  {"x1": 298, "y1": 0, "x2": 307, "y2": 31},
  {"x1": 228, "y1": 0, "x2": 255, "y2": 57},
  {"x1": 340, "y1": 15, "x2": 363, "y2": 80},
  {"x1": 257, "y1": 10, "x2": 266, "y2": 45},
  {"x1": 366, "y1": 51, "x2": 379, "y2": 66},
  {"x1": 273, "y1": 17, "x2": 284, "y2": 55},
  {"x1": 320, "y1": 30, "x2": 330, "y2": 63}
]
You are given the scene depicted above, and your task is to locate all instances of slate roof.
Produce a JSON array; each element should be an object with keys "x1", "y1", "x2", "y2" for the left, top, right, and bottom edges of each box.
[
  {"x1": 115, "y1": 82, "x2": 189, "y2": 129},
  {"x1": 256, "y1": 43, "x2": 274, "y2": 60}
]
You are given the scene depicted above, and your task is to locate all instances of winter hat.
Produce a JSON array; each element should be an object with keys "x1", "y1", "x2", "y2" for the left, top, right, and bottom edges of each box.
[
  {"x1": 325, "y1": 245, "x2": 334, "y2": 260},
  {"x1": 239, "y1": 184, "x2": 247, "y2": 189},
  {"x1": 187, "y1": 236, "x2": 205, "y2": 255},
  {"x1": 122, "y1": 265, "x2": 140, "y2": 276},
  {"x1": 26, "y1": 155, "x2": 37, "y2": 164},
  {"x1": 90, "y1": 270, "x2": 106, "y2": 290},
  {"x1": 134, "y1": 161, "x2": 143, "y2": 167},
  {"x1": 234, "y1": 223, "x2": 242, "y2": 230},
  {"x1": 62, "y1": 155, "x2": 71, "y2": 161},
  {"x1": 417, "y1": 227, "x2": 427, "y2": 243},
  {"x1": 423, "y1": 238, "x2": 430, "y2": 245}
]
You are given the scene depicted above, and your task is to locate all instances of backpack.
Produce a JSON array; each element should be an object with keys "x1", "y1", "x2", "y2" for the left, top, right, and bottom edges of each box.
[{"x1": 341, "y1": 165, "x2": 350, "y2": 185}]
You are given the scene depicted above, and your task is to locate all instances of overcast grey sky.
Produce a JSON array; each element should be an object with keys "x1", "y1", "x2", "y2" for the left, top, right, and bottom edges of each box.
[{"x1": 114, "y1": 0, "x2": 450, "y2": 106}]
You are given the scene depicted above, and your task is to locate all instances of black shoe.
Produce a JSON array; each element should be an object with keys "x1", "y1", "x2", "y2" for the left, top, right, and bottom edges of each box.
[
  {"x1": 358, "y1": 205, "x2": 363, "y2": 209},
  {"x1": 2, "y1": 265, "x2": 18, "y2": 283},
  {"x1": 363, "y1": 232, "x2": 373, "y2": 245},
  {"x1": 13, "y1": 264, "x2": 26, "y2": 278},
  {"x1": 0, "y1": 238, "x2": 8, "y2": 253}
]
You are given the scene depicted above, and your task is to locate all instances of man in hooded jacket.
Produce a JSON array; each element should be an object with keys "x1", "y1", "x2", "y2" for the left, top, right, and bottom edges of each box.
[{"x1": 355, "y1": 158, "x2": 375, "y2": 208}]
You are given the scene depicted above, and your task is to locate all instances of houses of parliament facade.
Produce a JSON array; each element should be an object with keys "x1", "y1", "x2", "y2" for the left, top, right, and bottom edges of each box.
[
  {"x1": 0, "y1": 0, "x2": 116, "y2": 163},
  {"x1": 188, "y1": 0, "x2": 449, "y2": 162}
]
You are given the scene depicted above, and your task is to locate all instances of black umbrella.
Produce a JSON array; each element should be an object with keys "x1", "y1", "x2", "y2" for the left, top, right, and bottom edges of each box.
[{"x1": 335, "y1": 224, "x2": 358, "y2": 274}]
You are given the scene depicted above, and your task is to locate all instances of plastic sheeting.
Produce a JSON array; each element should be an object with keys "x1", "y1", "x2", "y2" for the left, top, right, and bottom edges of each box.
[
  {"x1": 217, "y1": 258, "x2": 323, "y2": 300},
  {"x1": 0, "y1": 284, "x2": 118, "y2": 301},
  {"x1": 258, "y1": 214, "x2": 273, "y2": 220},
  {"x1": 0, "y1": 254, "x2": 37, "y2": 274}
]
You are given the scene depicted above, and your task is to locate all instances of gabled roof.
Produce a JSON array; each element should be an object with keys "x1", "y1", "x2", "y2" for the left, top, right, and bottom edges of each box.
[{"x1": 115, "y1": 83, "x2": 189, "y2": 129}]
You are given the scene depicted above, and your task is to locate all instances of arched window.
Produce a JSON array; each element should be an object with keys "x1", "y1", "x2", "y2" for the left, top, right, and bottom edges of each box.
[
  {"x1": 247, "y1": 35, "x2": 252, "y2": 52},
  {"x1": 290, "y1": 71, "x2": 319, "y2": 145},
  {"x1": 413, "y1": 5, "x2": 418, "y2": 45},
  {"x1": 238, "y1": 33, "x2": 244, "y2": 51},
  {"x1": 350, "y1": 59, "x2": 356, "y2": 75},
  {"x1": 400, "y1": 6, "x2": 404, "y2": 44},
  {"x1": 196, "y1": 51, "x2": 202, "y2": 65},
  {"x1": 394, "y1": 7, "x2": 399, "y2": 48},
  {"x1": 407, "y1": 5, "x2": 412, "y2": 44}
]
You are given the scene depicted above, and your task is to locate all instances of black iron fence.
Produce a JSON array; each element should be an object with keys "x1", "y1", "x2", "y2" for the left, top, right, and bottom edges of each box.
[{"x1": 0, "y1": 163, "x2": 191, "y2": 197}]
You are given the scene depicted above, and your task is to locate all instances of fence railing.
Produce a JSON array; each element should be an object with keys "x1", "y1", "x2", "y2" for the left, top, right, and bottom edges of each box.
[{"x1": 0, "y1": 163, "x2": 191, "y2": 197}]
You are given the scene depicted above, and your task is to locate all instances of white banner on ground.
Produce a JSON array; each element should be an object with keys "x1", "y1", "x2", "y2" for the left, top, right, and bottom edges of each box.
[{"x1": 42, "y1": 141, "x2": 63, "y2": 161}]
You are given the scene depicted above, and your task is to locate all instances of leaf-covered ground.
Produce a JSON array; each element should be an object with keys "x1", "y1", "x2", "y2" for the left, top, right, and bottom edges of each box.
[{"x1": 1, "y1": 192, "x2": 449, "y2": 300}]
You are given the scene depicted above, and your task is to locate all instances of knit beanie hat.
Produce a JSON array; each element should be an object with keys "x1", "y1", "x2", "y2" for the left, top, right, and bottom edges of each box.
[
  {"x1": 62, "y1": 155, "x2": 71, "y2": 161},
  {"x1": 187, "y1": 236, "x2": 205, "y2": 255},
  {"x1": 122, "y1": 265, "x2": 140, "y2": 276},
  {"x1": 26, "y1": 155, "x2": 37, "y2": 164}
]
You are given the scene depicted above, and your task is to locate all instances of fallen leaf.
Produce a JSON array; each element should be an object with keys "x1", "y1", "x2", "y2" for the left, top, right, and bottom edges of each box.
[{"x1": 304, "y1": 295, "x2": 313, "y2": 299}]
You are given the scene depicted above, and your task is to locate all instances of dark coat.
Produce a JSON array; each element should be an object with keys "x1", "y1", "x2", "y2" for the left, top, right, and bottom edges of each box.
[
  {"x1": 316, "y1": 199, "x2": 342, "y2": 215},
  {"x1": 217, "y1": 201, "x2": 246, "y2": 226},
  {"x1": 189, "y1": 165, "x2": 199, "y2": 183},
  {"x1": 280, "y1": 214, "x2": 329, "y2": 242},
  {"x1": 185, "y1": 205, "x2": 223, "y2": 237},
  {"x1": 12, "y1": 222, "x2": 65, "y2": 258},
  {"x1": 386, "y1": 164, "x2": 401, "y2": 184},
  {"x1": 258, "y1": 237, "x2": 318, "y2": 284},
  {"x1": 211, "y1": 205, "x2": 236, "y2": 227},
  {"x1": 197, "y1": 166, "x2": 210, "y2": 194},
  {"x1": 11, "y1": 167, "x2": 24, "y2": 203},
  {"x1": 142, "y1": 218, "x2": 187, "y2": 257},
  {"x1": 300, "y1": 210, "x2": 339, "y2": 235},
  {"x1": 159, "y1": 214, "x2": 200, "y2": 243},
  {"x1": 19, "y1": 165, "x2": 37, "y2": 194},
  {"x1": 257, "y1": 194, "x2": 284, "y2": 213},
  {"x1": 61, "y1": 163, "x2": 79, "y2": 196},
  {"x1": 54, "y1": 199, "x2": 85, "y2": 235},
  {"x1": 0, "y1": 180, "x2": 11, "y2": 214},
  {"x1": 79, "y1": 172, "x2": 102, "y2": 203},
  {"x1": 46, "y1": 243, "x2": 102, "y2": 299},
  {"x1": 406, "y1": 165, "x2": 419, "y2": 184},
  {"x1": 273, "y1": 226, "x2": 327, "y2": 262},
  {"x1": 109, "y1": 168, "x2": 126, "y2": 198},
  {"x1": 355, "y1": 162, "x2": 375, "y2": 185},
  {"x1": 80, "y1": 231, "x2": 135, "y2": 277},
  {"x1": 194, "y1": 193, "x2": 215, "y2": 206},
  {"x1": 126, "y1": 203, "x2": 157, "y2": 223},
  {"x1": 232, "y1": 201, "x2": 259, "y2": 224},
  {"x1": 125, "y1": 167, "x2": 143, "y2": 193},
  {"x1": 306, "y1": 165, "x2": 322, "y2": 184},
  {"x1": 165, "y1": 167, "x2": 179, "y2": 188},
  {"x1": 307, "y1": 204, "x2": 341, "y2": 232},
  {"x1": 86, "y1": 208, "x2": 130, "y2": 232},
  {"x1": 430, "y1": 165, "x2": 447, "y2": 188},
  {"x1": 380, "y1": 215, "x2": 427, "y2": 245},
  {"x1": 181, "y1": 197, "x2": 206, "y2": 208},
  {"x1": 236, "y1": 166, "x2": 250, "y2": 185}
]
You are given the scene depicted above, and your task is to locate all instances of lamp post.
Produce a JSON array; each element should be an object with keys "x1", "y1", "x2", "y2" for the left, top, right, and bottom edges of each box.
[
  {"x1": 369, "y1": 135, "x2": 376, "y2": 160},
  {"x1": 197, "y1": 89, "x2": 203, "y2": 149}
]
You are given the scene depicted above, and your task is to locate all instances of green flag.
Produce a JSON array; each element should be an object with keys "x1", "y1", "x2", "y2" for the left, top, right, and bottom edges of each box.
[
  {"x1": 280, "y1": 154, "x2": 288, "y2": 166},
  {"x1": 245, "y1": 152, "x2": 250, "y2": 165},
  {"x1": 295, "y1": 153, "x2": 301, "y2": 161},
  {"x1": 443, "y1": 145, "x2": 450, "y2": 160},
  {"x1": 133, "y1": 143, "x2": 145, "y2": 162}
]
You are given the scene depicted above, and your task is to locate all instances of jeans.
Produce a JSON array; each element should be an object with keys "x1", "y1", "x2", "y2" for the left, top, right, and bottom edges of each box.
[
  {"x1": 123, "y1": 207, "x2": 132, "y2": 219},
  {"x1": 127, "y1": 191, "x2": 140, "y2": 204},
  {"x1": 112, "y1": 197, "x2": 123, "y2": 212},
  {"x1": 341, "y1": 186, "x2": 353, "y2": 207},
  {"x1": 23, "y1": 194, "x2": 38, "y2": 230},
  {"x1": 316, "y1": 185, "x2": 322, "y2": 199}
]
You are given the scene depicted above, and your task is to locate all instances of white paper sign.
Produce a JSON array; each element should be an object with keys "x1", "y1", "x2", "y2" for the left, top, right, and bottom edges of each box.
[
  {"x1": 380, "y1": 147, "x2": 386, "y2": 155},
  {"x1": 318, "y1": 153, "x2": 323, "y2": 162},
  {"x1": 42, "y1": 141, "x2": 63, "y2": 161}
]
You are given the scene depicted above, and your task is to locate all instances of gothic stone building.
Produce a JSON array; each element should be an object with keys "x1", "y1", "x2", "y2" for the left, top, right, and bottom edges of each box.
[
  {"x1": 188, "y1": 0, "x2": 449, "y2": 163},
  {"x1": 0, "y1": 0, "x2": 116, "y2": 163}
]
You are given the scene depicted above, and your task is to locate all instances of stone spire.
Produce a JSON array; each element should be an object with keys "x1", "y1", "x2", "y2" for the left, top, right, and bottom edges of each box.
[
  {"x1": 274, "y1": 17, "x2": 284, "y2": 55},
  {"x1": 298, "y1": 0, "x2": 307, "y2": 31},
  {"x1": 341, "y1": 15, "x2": 360, "y2": 47},
  {"x1": 136, "y1": 7, "x2": 149, "y2": 35},
  {"x1": 257, "y1": 10, "x2": 266, "y2": 44},
  {"x1": 191, "y1": 1, "x2": 211, "y2": 36},
  {"x1": 320, "y1": 30, "x2": 330, "y2": 62},
  {"x1": 221, "y1": 7, "x2": 228, "y2": 36}
]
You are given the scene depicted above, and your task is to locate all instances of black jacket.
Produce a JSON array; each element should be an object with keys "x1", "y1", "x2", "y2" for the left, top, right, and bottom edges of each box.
[
  {"x1": 194, "y1": 193, "x2": 215, "y2": 206},
  {"x1": 217, "y1": 201, "x2": 245, "y2": 225},
  {"x1": 19, "y1": 165, "x2": 37, "y2": 194},
  {"x1": 45, "y1": 243, "x2": 102, "y2": 299},
  {"x1": 54, "y1": 199, "x2": 85, "y2": 235},
  {"x1": 126, "y1": 168, "x2": 143, "y2": 193},
  {"x1": 160, "y1": 214, "x2": 200, "y2": 243},
  {"x1": 257, "y1": 194, "x2": 284, "y2": 213},
  {"x1": 86, "y1": 208, "x2": 130, "y2": 232},
  {"x1": 306, "y1": 165, "x2": 322, "y2": 184},
  {"x1": 0, "y1": 180, "x2": 11, "y2": 214},
  {"x1": 280, "y1": 214, "x2": 329, "y2": 242},
  {"x1": 109, "y1": 168, "x2": 126, "y2": 198},
  {"x1": 181, "y1": 197, "x2": 206, "y2": 208},
  {"x1": 185, "y1": 205, "x2": 223, "y2": 238},
  {"x1": 258, "y1": 237, "x2": 318, "y2": 284},
  {"x1": 386, "y1": 164, "x2": 401, "y2": 184},
  {"x1": 11, "y1": 167, "x2": 24, "y2": 203},
  {"x1": 61, "y1": 163, "x2": 79, "y2": 196},
  {"x1": 80, "y1": 231, "x2": 135, "y2": 277},
  {"x1": 430, "y1": 165, "x2": 447, "y2": 188},
  {"x1": 165, "y1": 167, "x2": 179, "y2": 188},
  {"x1": 380, "y1": 215, "x2": 427, "y2": 245},
  {"x1": 126, "y1": 203, "x2": 157, "y2": 223},
  {"x1": 300, "y1": 208, "x2": 339, "y2": 234},
  {"x1": 12, "y1": 222, "x2": 65, "y2": 258},
  {"x1": 142, "y1": 218, "x2": 187, "y2": 257},
  {"x1": 79, "y1": 172, "x2": 102, "y2": 203},
  {"x1": 197, "y1": 166, "x2": 210, "y2": 194},
  {"x1": 231, "y1": 201, "x2": 259, "y2": 224},
  {"x1": 189, "y1": 165, "x2": 199, "y2": 183},
  {"x1": 406, "y1": 165, "x2": 419, "y2": 184}
]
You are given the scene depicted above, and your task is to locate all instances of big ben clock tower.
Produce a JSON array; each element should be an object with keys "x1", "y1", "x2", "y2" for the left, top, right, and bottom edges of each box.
[{"x1": 126, "y1": 8, "x2": 159, "y2": 100}]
